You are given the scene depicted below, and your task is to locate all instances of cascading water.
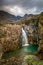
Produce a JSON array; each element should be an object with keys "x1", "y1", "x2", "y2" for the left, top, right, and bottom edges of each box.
[
  {"x1": 21, "y1": 28, "x2": 38, "y2": 65},
  {"x1": 22, "y1": 28, "x2": 29, "y2": 46}
]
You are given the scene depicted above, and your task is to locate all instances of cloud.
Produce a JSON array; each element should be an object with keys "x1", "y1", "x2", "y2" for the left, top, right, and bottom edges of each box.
[
  {"x1": 0, "y1": 5, "x2": 37, "y2": 16},
  {"x1": 0, "y1": 0, "x2": 43, "y2": 16}
]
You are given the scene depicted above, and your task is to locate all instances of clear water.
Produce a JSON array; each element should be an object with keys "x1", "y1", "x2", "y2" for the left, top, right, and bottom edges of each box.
[{"x1": 22, "y1": 44, "x2": 39, "y2": 54}]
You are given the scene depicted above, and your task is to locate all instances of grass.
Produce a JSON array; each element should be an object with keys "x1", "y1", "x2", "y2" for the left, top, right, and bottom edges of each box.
[
  {"x1": 2, "y1": 48, "x2": 22, "y2": 59},
  {"x1": 25, "y1": 55, "x2": 43, "y2": 65}
]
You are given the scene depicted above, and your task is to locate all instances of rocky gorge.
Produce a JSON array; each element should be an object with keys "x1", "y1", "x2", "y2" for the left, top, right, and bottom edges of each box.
[{"x1": 0, "y1": 12, "x2": 43, "y2": 65}]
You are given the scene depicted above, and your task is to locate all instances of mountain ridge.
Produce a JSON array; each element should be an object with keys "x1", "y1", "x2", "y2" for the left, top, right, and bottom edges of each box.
[
  {"x1": 0, "y1": 10, "x2": 34, "y2": 21},
  {"x1": 0, "y1": 10, "x2": 22, "y2": 21}
]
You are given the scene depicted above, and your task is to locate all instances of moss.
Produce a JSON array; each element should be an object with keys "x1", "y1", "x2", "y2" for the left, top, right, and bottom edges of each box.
[{"x1": 25, "y1": 55, "x2": 43, "y2": 65}]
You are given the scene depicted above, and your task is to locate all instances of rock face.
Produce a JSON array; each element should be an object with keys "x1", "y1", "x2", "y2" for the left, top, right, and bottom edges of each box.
[
  {"x1": 22, "y1": 21, "x2": 38, "y2": 45},
  {"x1": 38, "y1": 21, "x2": 43, "y2": 52},
  {"x1": 0, "y1": 24, "x2": 22, "y2": 52}
]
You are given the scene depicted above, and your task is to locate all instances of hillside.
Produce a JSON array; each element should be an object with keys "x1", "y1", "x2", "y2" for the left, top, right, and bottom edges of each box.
[{"x1": 0, "y1": 10, "x2": 22, "y2": 21}]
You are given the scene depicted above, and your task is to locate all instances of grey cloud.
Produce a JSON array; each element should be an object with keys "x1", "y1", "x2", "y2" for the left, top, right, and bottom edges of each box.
[{"x1": 0, "y1": 0, "x2": 43, "y2": 15}]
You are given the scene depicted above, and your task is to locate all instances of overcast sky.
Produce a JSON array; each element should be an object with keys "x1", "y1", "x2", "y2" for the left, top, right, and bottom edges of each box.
[{"x1": 0, "y1": 0, "x2": 43, "y2": 16}]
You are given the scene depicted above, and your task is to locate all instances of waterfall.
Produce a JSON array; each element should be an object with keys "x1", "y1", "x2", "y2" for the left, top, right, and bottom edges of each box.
[{"x1": 22, "y1": 28, "x2": 29, "y2": 46}]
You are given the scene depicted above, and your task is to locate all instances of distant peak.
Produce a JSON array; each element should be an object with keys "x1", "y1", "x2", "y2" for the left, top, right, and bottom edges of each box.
[{"x1": 24, "y1": 14, "x2": 34, "y2": 18}]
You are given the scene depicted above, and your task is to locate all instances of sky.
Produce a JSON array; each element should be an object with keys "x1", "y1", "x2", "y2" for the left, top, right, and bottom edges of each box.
[{"x1": 0, "y1": 0, "x2": 43, "y2": 16}]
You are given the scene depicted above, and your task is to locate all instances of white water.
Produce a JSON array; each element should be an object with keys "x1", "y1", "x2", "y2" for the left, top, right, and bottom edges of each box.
[{"x1": 22, "y1": 28, "x2": 29, "y2": 46}]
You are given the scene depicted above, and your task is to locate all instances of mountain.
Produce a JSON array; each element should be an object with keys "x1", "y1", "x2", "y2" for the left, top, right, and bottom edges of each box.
[
  {"x1": 0, "y1": 10, "x2": 34, "y2": 22},
  {"x1": 0, "y1": 10, "x2": 22, "y2": 21},
  {"x1": 15, "y1": 11, "x2": 43, "y2": 25},
  {"x1": 24, "y1": 14, "x2": 34, "y2": 18},
  {"x1": 0, "y1": 10, "x2": 43, "y2": 25}
]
